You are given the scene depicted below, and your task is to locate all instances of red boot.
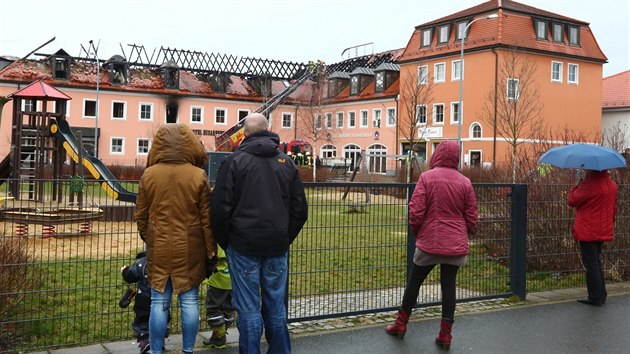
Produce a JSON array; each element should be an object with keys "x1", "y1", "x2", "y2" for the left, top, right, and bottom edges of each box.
[
  {"x1": 435, "y1": 318, "x2": 454, "y2": 349},
  {"x1": 385, "y1": 309, "x2": 410, "y2": 339}
]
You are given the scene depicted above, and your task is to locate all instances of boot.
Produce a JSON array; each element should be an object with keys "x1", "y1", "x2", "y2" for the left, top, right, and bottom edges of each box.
[
  {"x1": 203, "y1": 325, "x2": 227, "y2": 349},
  {"x1": 435, "y1": 318, "x2": 454, "y2": 350},
  {"x1": 385, "y1": 309, "x2": 410, "y2": 339}
]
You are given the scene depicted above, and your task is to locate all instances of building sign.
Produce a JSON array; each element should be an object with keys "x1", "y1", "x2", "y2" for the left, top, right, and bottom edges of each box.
[
  {"x1": 419, "y1": 127, "x2": 442, "y2": 139},
  {"x1": 330, "y1": 132, "x2": 374, "y2": 138}
]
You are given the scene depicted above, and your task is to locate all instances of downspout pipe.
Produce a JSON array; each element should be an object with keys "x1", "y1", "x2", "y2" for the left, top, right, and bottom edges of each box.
[{"x1": 492, "y1": 48, "x2": 499, "y2": 165}]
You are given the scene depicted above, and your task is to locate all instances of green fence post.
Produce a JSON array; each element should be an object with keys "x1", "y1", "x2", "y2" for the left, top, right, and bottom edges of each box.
[{"x1": 510, "y1": 184, "x2": 528, "y2": 300}]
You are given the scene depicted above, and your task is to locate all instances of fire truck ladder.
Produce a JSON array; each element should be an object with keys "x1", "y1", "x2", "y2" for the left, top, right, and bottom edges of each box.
[{"x1": 214, "y1": 70, "x2": 313, "y2": 152}]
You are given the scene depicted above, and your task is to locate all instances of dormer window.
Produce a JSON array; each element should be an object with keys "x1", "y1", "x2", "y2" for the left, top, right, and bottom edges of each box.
[
  {"x1": 422, "y1": 29, "x2": 432, "y2": 47},
  {"x1": 535, "y1": 19, "x2": 548, "y2": 40},
  {"x1": 375, "y1": 72, "x2": 384, "y2": 92},
  {"x1": 374, "y1": 62, "x2": 400, "y2": 93},
  {"x1": 552, "y1": 23, "x2": 564, "y2": 43},
  {"x1": 349, "y1": 67, "x2": 375, "y2": 96},
  {"x1": 456, "y1": 21, "x2": 467, "y2": 40},
  {"x1": 327, "y1": 71, "x2": 350, "y2": 98},
  {"x1": 160, "y1": 60, "x2": 179, "y2": 89},
  {"x1": 52, "y1": 58, "x2": 70, "y2": 80},
  {"x1": 207, "y1": 72, "x2": 229, "y2": 93},
  {"x1": 105, "y1": 55, "x2": 128, "y2": 85},
  {"x1": 568, "y1": 25, "x2": 580, "y2": 46},
  {"x1": 350, "y1": 76, "x2": 359, "y2": 95},
  {"x1": 438, "y1": 25, "x2": 450, "y2": 44}
]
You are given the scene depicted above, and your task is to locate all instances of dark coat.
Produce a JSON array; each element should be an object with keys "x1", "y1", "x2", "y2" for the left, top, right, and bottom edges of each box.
[
  {"x1": 135, "y1": 124, "x2": 214, "y2": 294},
  {"x1": 211, "y1": 131, "x2": 308, "y2": 256},
  {"x1": 121, "y1": 252, "x2": 150, "y2": 339}
]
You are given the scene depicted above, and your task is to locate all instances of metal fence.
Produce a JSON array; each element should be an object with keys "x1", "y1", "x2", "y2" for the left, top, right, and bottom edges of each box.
[{"x1": 0, "y1": 179, "x2": 628, "y2": 353}]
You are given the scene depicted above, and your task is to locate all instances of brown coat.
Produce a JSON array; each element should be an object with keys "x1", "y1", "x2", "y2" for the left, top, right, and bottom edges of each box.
[{"x1": 135, "y1": 124, "x2": 214, "y2": 294}]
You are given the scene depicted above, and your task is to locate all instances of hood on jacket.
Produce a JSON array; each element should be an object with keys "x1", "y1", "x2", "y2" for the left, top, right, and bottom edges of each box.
[
  {"x1": 429, "y1": 140, "x2": 459, "y2": 170},
  {"x1": 147, "y1": 124, "x2": 207, "y2": 168},
  {"x1": 238, "y1": 131, "x2": 280, "y2": 157}
]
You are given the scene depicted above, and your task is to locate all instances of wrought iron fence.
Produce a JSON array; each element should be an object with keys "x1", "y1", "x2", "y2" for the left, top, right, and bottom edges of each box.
[{"x1": 0, "y1": 179, "x2": 628, "y2": 353}]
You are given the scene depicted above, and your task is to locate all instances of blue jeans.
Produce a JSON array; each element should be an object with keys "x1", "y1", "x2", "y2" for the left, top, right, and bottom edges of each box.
[
  {"x1": 150, "y1": 279, "x2": 199, "y2": 354},
  {"x1": 227, "y1": 247, "x2": 290, "y2": 354}
]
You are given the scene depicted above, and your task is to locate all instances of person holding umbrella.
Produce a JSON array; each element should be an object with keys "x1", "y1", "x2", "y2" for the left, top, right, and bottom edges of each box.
[{"x1": 567, "y1": 169, "x2": 618, "y2": 306}]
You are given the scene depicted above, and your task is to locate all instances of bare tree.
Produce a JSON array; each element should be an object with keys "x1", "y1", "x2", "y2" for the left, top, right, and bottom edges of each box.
[
  {"x1": 602, "y1": 121, "x2": 630, "y2": 152},
  {"x1": 483, "y1": 48, "x2": 544, "y2": 182},
  {"x1": 397, "y1": 66, "x2": 435, "y2": 181}
]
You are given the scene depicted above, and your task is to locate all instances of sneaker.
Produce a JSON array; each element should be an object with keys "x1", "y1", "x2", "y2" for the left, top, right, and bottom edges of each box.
[
  {"x1": 203, "y1": 335, "x2": 226, "y2": 349},
  {"x1": 138, "y1": 338, "x2": 150, "y2": 354}
]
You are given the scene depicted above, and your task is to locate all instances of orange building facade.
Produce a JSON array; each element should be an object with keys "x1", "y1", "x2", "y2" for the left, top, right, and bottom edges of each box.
[{"x1": 0, "y1": 0, "x2": 608, "y2": 174}]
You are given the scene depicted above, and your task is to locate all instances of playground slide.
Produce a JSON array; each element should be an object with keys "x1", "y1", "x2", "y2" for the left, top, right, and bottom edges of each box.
[
  {"x1": 50, "y1": 119, "x2": 137, "y2": 203},
  {"x1": 0, "y1": 153, "x2": 9, "y2": 185}
]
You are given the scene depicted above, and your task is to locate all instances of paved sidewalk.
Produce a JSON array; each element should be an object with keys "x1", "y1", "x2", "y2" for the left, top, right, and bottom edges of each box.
[{"x1": 41, "y1": 282, "x2": 630, "y2": 354}]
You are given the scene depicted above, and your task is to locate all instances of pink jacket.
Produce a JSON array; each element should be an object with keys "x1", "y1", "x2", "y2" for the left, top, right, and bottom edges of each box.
[
  {"x1": 409, "y1": 141, "x2": 478, "y2": 256},
  {"x1": 567, "y1": 170, "x2": 618, "y2": 242}
]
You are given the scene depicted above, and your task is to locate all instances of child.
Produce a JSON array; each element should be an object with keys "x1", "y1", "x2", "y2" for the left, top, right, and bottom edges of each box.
[
  {"x1": 203, "y1": 245, "x2": 234, "y2": 349},
  {"x1": 119, "y1": 251, "x2": 152, "y2": 354}
]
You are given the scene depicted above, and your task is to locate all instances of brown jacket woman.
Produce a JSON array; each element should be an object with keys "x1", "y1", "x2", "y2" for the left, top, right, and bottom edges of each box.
[{"x1": 135, "y1": 124, "x2": 214, "y2": 294}]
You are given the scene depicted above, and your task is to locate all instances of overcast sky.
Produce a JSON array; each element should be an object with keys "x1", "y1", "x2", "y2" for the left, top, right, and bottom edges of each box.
[{"x1": 1, "y1": 0, "x2": 628, "y2": 77}]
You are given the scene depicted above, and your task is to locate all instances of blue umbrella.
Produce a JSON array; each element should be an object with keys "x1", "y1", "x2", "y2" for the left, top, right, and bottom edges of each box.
[{"x1": 539, "y1": 143, "x2": 627, "y2": 171}]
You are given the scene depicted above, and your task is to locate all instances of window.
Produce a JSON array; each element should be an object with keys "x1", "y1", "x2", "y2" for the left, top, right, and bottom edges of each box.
[
  {"x1": 434, "y1": 63, "x2": 445, "y2": 83},
  {"x1": 375, "y1": 71, "x2": 384, "y2": 92},
  {"x1": 282, "y1": 113, "x2": 293, "y2": 128},
  {"x1": 416, "y1": 105, "x2": 427, "y2": 125},
  {"x1": 325, "y1": 113, "x2": 333, "y2": 128},
  {"x1": 238, "y1": 110, "x2": 250, "y2": 122},
  {"x1": 83, "y1": 99, "x2": 97, "y2": 118},
  {"x1": 438, "y1": 25, "x2": 449, "y2": 44},
  {"x1": 372, "y1": 109, "x2": 382, "y2": 128},
  {"x1": 22, "y1": 99, "x2": 37, "y2": 112},
  {"x1": 348, "y1": 111, "x2": 356, "y2": 128},
  {"x1": 417, "y1": 65, "x2": 429, "y2": 85},
  {"x1": 343, "y1": 144, "x2": 362, "y2": 172},
  {"x1": 320, "y1": 144, "x2": 337, "y2": 159},
  {"x1": 536, "y1": 19, "x2": 547, "y2": 40},
  {"x1": 456, "y1": 21, "x2": 467, "y2": 40},
  {"x1": 568, "y1": 63, "x2": 579, "y2": 84},
  {"x1": 360, "y1": 110, "x2": 368, "y2": 128},
  {"x1": 551, "y1": 61, "x2": 563, "y2": 82},
  {"x1": 315, "y1": 113, "x2": 322, "y2": 129},
  {"x1": 451, "y1": 102, "x2": 461, "y2": 124},
  {"x1": 568, "y1": 26, "x2": 580, "y2": 45},
  {"x1": 452, "y1": 60, "x2": 462, "y2": 81},
  {"x1": 471, "y1": 123, "x2": 482, "y2": 139},
  {"x1": 433, "y1": 104, "x2": 444, "y2": 124},
  {"x1": 422, "y1": 29, "x2": 432, "y2": 47},
  {"x1": 53, "y1": 100, "x2": 70, "y2": 116},
  {"x1": 387, "y1": 108, "x2": 396, "y2": 126},
  {"x1": 552, "y1": 23, "x2": 563, "y2": 42},
  {"x1": 112, "y1": 101, "x2": 126, "y2": 120},
  {"x1": 110, "y1": 137, "x2": 124, "y2": 155},
  {"x1": 507, "y1": 78, "x2": 520, "y2": 100},
  {"x1": 137, "y1": 138, "x2": 150, "y2": 154},
  {"x1": 215, "y1": 108, "x2": 226, "y2": 124},
  {"x1": 350, "y1": 76, "x2": 359, "y2": 95},
  {"x1": 139, "y1": 103, "x2": 153, "y2": 121},
  {"x1": 191, "y1": 106, "x2": 203, "y2": 123},
  {"x1": 336, "y1": 112, "x2": 344, "y2": 128},
  {"x1": 367, "y1": 144, "x2": 387, "y2": 174}
]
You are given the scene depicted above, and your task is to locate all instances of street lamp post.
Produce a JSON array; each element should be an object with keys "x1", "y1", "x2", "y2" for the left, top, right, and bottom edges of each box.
[
  {"x1": 457, "y1": 14, "x2": 498, "y2": 169},
  {"x1": 89, "y1": 40, "x2": 100, "y2": 158}
]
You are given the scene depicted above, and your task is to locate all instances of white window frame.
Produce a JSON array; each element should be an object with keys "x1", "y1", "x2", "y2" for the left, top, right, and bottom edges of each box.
[
  {"x1": 551, "y1": 61, "x2": 563, "y2": 83},
  {"x1": 336, "y1": 112, "x2": 344, "y2": 128},
  {"x1": 325, "y1": 112, "x2": 333, "y2": 128},
  {"x1": 456, "y1": 21, "x2": 467, "y2": 40},
  {"x1": 470, "y1": 122, "x2": 482, "y2": 140},
  {"x1": 314, "y1": 113, "x2": 322, "y2": 130},
  {"x1": 386, "y1": 107, "x2": 396, "y2": 127},
  {"x1": 450, "y1": 102, "x2": 462, "y2": 124},
  {"x1": 320, "y1": 144, "x2": 337, "y2": 159},
  {"x1": 190, "y1": 106, "x2": 204, "y2": 124},
  {"x1": 367, "y1": 143, "x2": 388, "y2": 174},
  {"x1": 432, "y1": 103, "x2": 445, "y2": 124},
  {"x1": 507, "y1": 78, "x2": 520, "y2": 101},
  {"x1": 215, "y1": 107, "x2": 227, "y2": 125},
  {"x1": 568, "y1": 26, "x2": 579, "y2": 45},
  {"x1": 281, "y1": 112, "x2": 293, "y2": 129},
  {"x1": 110, "y1": 137, "x2": 125, "y2": 155},
  {"x1": 416, "y1": 104, "x2": 427, "y2": 125},
  {"x1": 137, "y1": 138, "x2": 150, "y2": 155},
  {"x1": 536, "y1": 19, "x2": 547, "y2": 40},
  {"x1": 452, "y1": 60, "x2": 462, "y2": 81},
  {"x1": 111, "y1": 101, "x2": 127, "y2": 120},
  {"x1": 348, "y1": 111, "x2": 356, "y2": 128},
  {"x1": 568, "y1": 63, "x2": 579, "y2": 84},
  {"x1": 53, "y1": 100, "x2": 71, "y2": 117},
  {"x1": 418, "y1": 65, "x2": 429, "y2": 85},
  {"x1": 139, "y1": 102, "x2": 153, "y2": 121},
  {"x1": 552, "y1": 23, "x2": 563, "y2": 42},
  {"x1": 422, "y1": 29, "x2": 432, "y2": 47},
  {"x1": 83, "y1": 99, "x2": 97, "y2": 119},
  {"x1": 372, "y1": 109, "x2": 382, "y2": 128},
  {"x1": 438, "y1": 25, "x2": 449, "y2": 44},
  {"x1": 360, "y1": 110, "x2": 369, "y2": 128},
  {"x1": 343, "y1": 144, "x2": 362, "y2": 172},
  {"x1": 434, "y1": 62, "x2": 446, "y2": 83}
]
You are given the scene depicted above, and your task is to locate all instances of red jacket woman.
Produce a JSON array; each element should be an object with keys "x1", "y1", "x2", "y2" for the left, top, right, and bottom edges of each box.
[{"x1": 568, "y1": 170, "x2": 618, "y2": 242}]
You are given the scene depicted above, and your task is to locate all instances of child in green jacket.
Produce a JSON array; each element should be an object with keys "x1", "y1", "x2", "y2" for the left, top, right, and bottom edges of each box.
[{"x1": 203, "y1": 245, "x2": 234, "y2": 349}]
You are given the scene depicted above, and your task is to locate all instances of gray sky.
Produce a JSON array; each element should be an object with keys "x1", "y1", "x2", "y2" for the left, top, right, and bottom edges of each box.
[{"x1": 1, "y1": 0, "x2": 628, "y2": 77}]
